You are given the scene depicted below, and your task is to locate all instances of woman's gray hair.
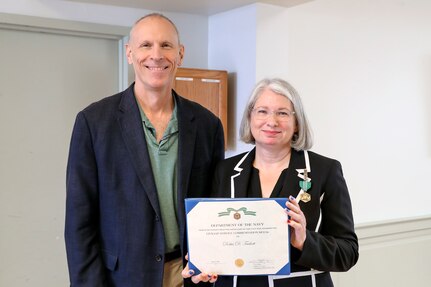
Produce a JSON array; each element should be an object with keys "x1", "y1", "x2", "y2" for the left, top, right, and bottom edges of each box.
[{"x1": 239, "y1": 78, "x2": 313, "y2": 151}]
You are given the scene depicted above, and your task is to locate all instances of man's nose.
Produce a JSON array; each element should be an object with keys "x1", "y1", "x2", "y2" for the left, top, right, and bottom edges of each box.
[{"x1": 150, "y1": 46, "x2": 163, "y2": 60}]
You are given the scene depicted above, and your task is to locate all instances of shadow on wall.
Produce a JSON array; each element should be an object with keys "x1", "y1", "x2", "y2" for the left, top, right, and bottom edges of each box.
[{"x1": 227, "y1": 72, "x2": 237, "y2": 151}]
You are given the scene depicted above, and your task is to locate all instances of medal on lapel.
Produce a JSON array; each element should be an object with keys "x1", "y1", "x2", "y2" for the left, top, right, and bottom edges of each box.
[{"x1": 298, "y1": 169, "x2": 312, "y2": 203}]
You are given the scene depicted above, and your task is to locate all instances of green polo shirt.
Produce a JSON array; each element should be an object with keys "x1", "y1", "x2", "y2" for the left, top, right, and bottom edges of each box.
[{"x1": 137, "y1": 98, "x2": 180, "y2": 253}]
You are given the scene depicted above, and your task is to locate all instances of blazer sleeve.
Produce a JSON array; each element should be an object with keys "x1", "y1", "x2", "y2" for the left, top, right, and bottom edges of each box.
[
  {"x1": 295, "y1": 159, "x2": 359, "y2": 272},
  {"x1": 65, "y1": 112, "x2": 107, "y2": 286}
]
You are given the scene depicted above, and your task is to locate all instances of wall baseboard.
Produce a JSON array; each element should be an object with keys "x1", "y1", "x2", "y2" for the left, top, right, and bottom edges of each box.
[
  {"x1": 356, "y1": 215, "x2": 431, "y2": 247},
  {"x1": 332, "y1": 215, "x2": 431, "y2": 287}
]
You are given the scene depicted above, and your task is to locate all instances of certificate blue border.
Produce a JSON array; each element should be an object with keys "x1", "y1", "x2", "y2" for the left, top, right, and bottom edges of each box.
[{"x1": 185, "y1": 197, "x2": 290, "y2": 276}]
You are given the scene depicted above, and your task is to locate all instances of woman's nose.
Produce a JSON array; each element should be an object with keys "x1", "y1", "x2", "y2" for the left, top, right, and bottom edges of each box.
[{"x1": 266, "y1": 113, "x2": 279, "y2": 126}]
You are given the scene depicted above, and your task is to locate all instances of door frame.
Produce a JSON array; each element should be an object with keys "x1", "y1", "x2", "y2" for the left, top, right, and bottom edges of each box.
[{"x1": 0, "y1": 12, "x2": 130, "y2": 91}]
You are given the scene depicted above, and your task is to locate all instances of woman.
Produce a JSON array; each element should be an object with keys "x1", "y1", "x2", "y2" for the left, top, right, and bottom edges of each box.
[{"x1": 183, "y1": 78, "x2": 359, "y2": 287}]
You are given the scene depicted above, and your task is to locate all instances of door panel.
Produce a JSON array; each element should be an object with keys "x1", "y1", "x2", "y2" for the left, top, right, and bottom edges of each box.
[
  {"x1": 0, "y1": 27, "x2": 119, "y2": 286},
  {"x1": 174, "y1": 68, "x2": 228, "y2": 147}
]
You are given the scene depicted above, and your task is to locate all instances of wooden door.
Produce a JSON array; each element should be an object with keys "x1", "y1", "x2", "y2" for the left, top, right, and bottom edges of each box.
[{"x1": 174, "y1": 67, "x2": 228, "y2": 147}]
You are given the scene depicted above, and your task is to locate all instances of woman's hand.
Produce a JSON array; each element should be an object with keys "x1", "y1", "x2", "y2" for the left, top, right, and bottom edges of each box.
[
  {"x1": 286, "y1": 196, "x2": 307, "y2": 250},
  {"x1": 181, "y1": 253, "x2": 218, "y2": 284}
]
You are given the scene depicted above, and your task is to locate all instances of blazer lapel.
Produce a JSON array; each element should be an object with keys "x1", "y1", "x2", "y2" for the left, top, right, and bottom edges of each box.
[
  {"x1": 231, "y1": 149, "x2": 255, "y2": 198},
  {"x1": 175, "y1": 93, "x2": 198, "y2": 250},
  {"x1": 282, "y1": 149, "x2": 305, "y2": 198},
  {"x1": 117, "y1": 84, "x2": 161, "y2": 216},
  {"x1": 231, "y1": 149, "x2": 306, "y2": 199},
  {"x1": 175, "y1": 93, "x2": 197, "y2": 201}
]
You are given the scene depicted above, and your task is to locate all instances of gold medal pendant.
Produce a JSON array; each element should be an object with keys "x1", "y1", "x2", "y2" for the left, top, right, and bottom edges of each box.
[
  {"x1": 298, "y1": 169, "x2": 312, "y2": 203},
  {"x1": 300, "y1": 192, "x2": 311, "y2": 203}
]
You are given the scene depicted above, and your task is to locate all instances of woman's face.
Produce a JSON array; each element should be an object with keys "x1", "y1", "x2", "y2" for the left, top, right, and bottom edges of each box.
[{"x1": 250, "y1": 89, "x2": 297, "y2": 149}]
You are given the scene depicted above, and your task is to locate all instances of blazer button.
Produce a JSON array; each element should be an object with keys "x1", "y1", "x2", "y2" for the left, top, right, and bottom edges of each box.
[
  {"x1": 155, "y1": 216, "x2": 160, "y2": 222},
  {"x1": 155, "y1": 254, "x2": 162, "y2": 262}
]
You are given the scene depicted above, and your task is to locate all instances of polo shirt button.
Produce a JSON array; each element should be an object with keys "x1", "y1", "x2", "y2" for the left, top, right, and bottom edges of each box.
[{"x1": 155, "y1": 254, "x2": 162, "y2": 262}]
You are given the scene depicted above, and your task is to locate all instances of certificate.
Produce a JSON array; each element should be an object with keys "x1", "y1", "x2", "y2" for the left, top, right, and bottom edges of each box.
[{"x1": 185, "y1": 198, "x2": 290, "y2": 276}]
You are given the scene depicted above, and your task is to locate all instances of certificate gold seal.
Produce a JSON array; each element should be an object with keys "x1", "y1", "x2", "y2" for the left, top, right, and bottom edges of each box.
[
  {"x1": 235, "y1": 258, "x2": 244, "y2": 267},
  {"x1": 233, "y1": 212, "x2": 241, "y2": 220}
]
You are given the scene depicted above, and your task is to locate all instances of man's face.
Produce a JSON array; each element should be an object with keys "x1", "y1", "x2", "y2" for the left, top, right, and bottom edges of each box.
[{"x1": 126, "y1": 16, "x2": 184, "y2": 92}]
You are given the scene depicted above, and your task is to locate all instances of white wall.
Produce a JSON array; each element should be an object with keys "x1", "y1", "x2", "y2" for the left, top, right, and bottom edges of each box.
[
  {"x1": 0, "y1": 0, "x2": 209, "y2": 69},
  {"x1": 208, "y1": 5, "x2": 257, "y2": 154},
  {"x1": 234, "y1": 0, "x2": 431, "y2": 225},
  {"x1": 255, "y1": 3, "x2": 291, "y2": 80}
]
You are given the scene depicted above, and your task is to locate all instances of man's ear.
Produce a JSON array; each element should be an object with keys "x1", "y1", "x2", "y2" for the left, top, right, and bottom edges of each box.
[
  {"x1": 178, "y1": 45, "x2": 185, "y2": 66},
  {"x1": 125, "y1": 44, "x2": 133, "y2": 64}
]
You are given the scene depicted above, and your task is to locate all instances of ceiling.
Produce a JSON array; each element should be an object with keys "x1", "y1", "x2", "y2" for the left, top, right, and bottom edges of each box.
[{"x1": 64, "y1": 0, "x2": 311, "y2": 16}]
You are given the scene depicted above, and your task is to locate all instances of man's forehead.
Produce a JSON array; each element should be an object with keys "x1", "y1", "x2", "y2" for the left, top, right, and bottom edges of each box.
[{"x1": 131, "y1": 16, "x2": 179, "y2": 40}]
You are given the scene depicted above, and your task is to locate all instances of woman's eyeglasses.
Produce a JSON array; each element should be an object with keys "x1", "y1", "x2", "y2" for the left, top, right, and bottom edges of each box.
[{"x1": 251, "y1": 108, "x2": 295, "y2": 122}]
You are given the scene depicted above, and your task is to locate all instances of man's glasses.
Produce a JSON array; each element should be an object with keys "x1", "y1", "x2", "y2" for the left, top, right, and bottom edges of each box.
[{"x1": 251, "y1": 108, "x2": 295, "y2": 122}]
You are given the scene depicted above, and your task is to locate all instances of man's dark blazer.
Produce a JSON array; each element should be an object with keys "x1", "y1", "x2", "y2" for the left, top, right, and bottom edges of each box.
[
  {"x1": 65, "y1": 83, "x2": 224, "y2": 287},
  {"x1": 211, "y1": 148, "x2": 358, "y2": 287}
]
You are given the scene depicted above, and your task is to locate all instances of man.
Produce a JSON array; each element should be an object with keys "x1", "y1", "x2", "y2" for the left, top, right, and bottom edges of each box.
[{"x1": 65, "y1": 13, "x2": 224, "y2": 287}]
